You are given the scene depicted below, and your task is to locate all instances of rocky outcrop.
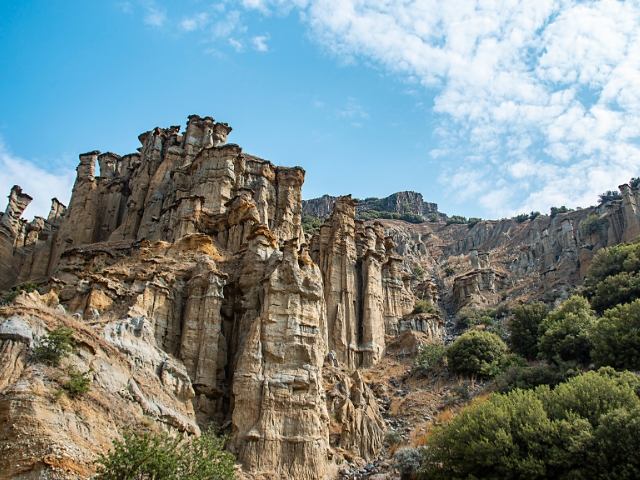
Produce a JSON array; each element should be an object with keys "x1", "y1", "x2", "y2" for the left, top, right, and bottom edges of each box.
[
  {"x1": 310, "y1": 196, "x2": 414, "y2": 369},
  {"x1": 302, "y1": 191, "x2": 444, "y2": 221}
]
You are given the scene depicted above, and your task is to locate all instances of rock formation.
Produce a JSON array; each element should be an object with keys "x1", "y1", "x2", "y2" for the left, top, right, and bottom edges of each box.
[{"x1": 5, "y1": 113, "x2": 640, "y2": 479}]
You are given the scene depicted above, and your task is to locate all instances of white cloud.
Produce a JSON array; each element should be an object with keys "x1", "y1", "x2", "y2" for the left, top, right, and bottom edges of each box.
[
  {"x1": 0, "y1": 139, "x2": 74, "y2": 220},
  {"x1": 144, "y1": 6, "x2": 167, "y2": 27},
  {"x1": 228, "y1": 38, "x2": 244, "y2": 52},
  {"x1": 338, "y1": 97, "x2": 369, "y2": 120},
  {"x1": 252, "y1": 35, "x2": 270, "y2": 52},
  {"x1": 239, "y1": 0, "x2": 640, "y2": 216},
  {"x1": 180, "y1": 13, "x2": 209, "y2": 32}
]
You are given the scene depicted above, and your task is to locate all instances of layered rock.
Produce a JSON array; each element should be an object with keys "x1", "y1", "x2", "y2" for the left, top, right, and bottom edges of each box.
[{"x1": 310, "y1": 196, "x2": 414, "y2": 369}]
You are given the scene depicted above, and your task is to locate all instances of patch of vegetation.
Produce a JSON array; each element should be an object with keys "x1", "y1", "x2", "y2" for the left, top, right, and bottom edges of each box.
[
  {"x1": 550, "y1": 205, "x2": 573, "y2": 217},
  {"x1": 301, "y1": 215, "x2": 326, "y2": 234},
  {"x1": 413, "y1": 342, "x2": 446, "y2": 376},
  {"x1": 394, "y1": 447, "x2": 427, "y2": 479},
  {"x1": 446, "y1": 215, "x2": 467, "y2": 225},
  {"x1": 356, "y1": 210, "x2": 425, "y2": 224},
  {"x1": 92, "y1": 262, "x2": 106, "y2": 273},
  {"x1": 384, "y1": 430, "x2": 403, "y2": 447},
  {"x1": 63, "y1": 366, "x2": 93, "y2": 396},
  {"x1": 508, "y1": 302, "x2": 549, "y2": 360},
  {"x1": 444, "y1": 267, "x2": 456, "y2": 276},
  {"x1": 446, "y1": 331, "x2": 508, "y2": 378},
  {"x1": 592, "y1": 299, "x2": 640, "y2": 370},
  {"x1": 598, "y1": 190, "x2": 623, "y2": 204},
  {"x1": 515, "y1": 213, "x2": 529, "y2": 223},
  {"x1": 537, "y1": 295, "x2": 596, "y2": 365},
  {"x1": 0, "y1": 281, "x2": 38, "y2": 305},
  {"x1": 495, "y1": 364, "x2": 569, "y2": 393},
  {"x1": 420, "y1": 369, "x2": 640, "y2": 480},
  {"x1": 35, "y1": 326, "x2": 77, "y2": 367},
  {"x1": 427, "y1": 213, "x2": 439, "y2": 222},
  {"x1": 529, "y1": 211, "x2": 541, "y2": 221},
  {"x1": 411, "y1": 265, "x2": 425, "y2": 280},
  {"x1": 95, "y1": 427, "x2": 236, "y2": 480},
  {"x1": 467, "y1": 217, "x2": 482, "y2": 228},
  {"x1": 630, "y1": 177, "x2": 640, "y2": 189},
  {"x1": 581, "y1": 214, "x2": 607, "y2": 236},
  {"x1": 412, "y1": 299, "x2": 436, "y2": 315}
]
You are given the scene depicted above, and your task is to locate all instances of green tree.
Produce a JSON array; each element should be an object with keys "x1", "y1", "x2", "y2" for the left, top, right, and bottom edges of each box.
[
  {"x1": 35, "y1": 326, "x2": 76, "y2": 367},
  {"x1": 592, "y1": 299, "x2": 640, "y2": 370},
  {"x1": 420, "y1": 370, "x2": 640, "y2": 480},
  {"x1": 538, "y1": 296, "x2": 596, "y2": 365},
  {"x1": 508, "y1": 302, "x2": 548, "y2": 360},
  {"x1": 446, "y1": 215, "x2": 467, "y2": 225},
  {"x1": 467, "y1": 217, "x2": 482, "y2": 228},
  {"x1": 95, "y1": 427, "x2": 236, "y2": 480},
  {"x1": 446, "y1": 331, "x2": 507, "y2": 377},
  {"x1": 413, "y1": 342, "x2": 446, "y2": 376},
  {"x1": 412, "y1": 299, "x2": 436, "y2": 315},
  {"x1": 590, "y1": 271, "x2": 640, "y2": 313}
]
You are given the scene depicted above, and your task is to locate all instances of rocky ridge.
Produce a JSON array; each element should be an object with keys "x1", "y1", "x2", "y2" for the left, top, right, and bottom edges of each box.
[{"x1": 2, "y1": 114, "x2": 640, "y2": 479}]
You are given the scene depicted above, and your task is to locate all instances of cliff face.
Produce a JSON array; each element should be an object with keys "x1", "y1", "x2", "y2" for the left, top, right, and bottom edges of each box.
[
  {"x1": 0, "y1": 116, "x2": 407, "y2": 480},
  {"x1": 302, "y1": 191, "x2": 443, "y2": 221},
  {"x1": 4, "y1": 114, "x2": 640, "y2": 480}
]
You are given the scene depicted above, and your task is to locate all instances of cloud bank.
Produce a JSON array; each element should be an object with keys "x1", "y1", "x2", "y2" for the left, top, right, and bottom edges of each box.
[{"x1": 236, "y1": 0, "x2": 640, "y2": 216}]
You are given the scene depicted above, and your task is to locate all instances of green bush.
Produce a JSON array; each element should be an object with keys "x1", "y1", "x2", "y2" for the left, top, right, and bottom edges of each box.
[
  {"x1": 35, "y1": 326, "x2": 76, "y2": 367},
  {"x1": 508, "y1": 302, "x2": 548, "y2": 360},
  {"x1": 384, "y1": 430, "x2": 403, "y2": 447},
  {"x1": 95, "y1": 427, "x2": 236, "y2": 480},
  {"x1": 301, "y1": 215, "x2": 326, "y2": 234},
  {"x1": 581, "y1": 214, "x2": 607, "y2": 236},
  {"x1": 427, "y1": 213, "x2": 439, "y2": 222},
  {"x1": 495, "y1": 365, "x2": 567, "y2": 393},
  {"x1": 413, "y1": 343, "x2": 446, "y2": 376},
  {"x1": 515, "y1": 213, "x2": 529, "y2": 223},
  {"x1": 411, "y1": 265, "x2": 425, "y2": 279},
  {"x1": 584, "y1": 241, "x2": 640, "y2": 286},
  {"x1": 446, "y1": 215, "x2": 467, "y2": 225},
  {"x1": 537, "y1": 296, "x2": 596, "y2": 365},
  {"x1": 444, "y1": 266, "x2": 455, "y2": 276},
  {"x1": 592, "y1": 299, "x2": 640, "y2": 370},
  {"x1": 63, "y1": 366, "x2": 93, "y2": 396},
  {"x1": 355, "y1": 210, "x2": 424, "y2": 224},
  {"x1": 598, "y1": 190, "x2": 623, "y2": 204},
  {"x1": 529, "y1": 211, "x2": 541, "y2": 221},
  {"x1": 446, "y1": 331, "x2": 508, "y2": 377},
  {"x1": 590, "y1": 271, "x2": 640, "y2": 313},
  {"x1": 550, "y1": 206, "x2": 572, "y2": 217},
  {"x1": 412, "y1": 299, "x2": 436, "y2": 315},
  {"x1": 467, "y1": 217, "x2": 482, "y2": 228},
  {"x1": 420, "y1": 369, "x2": 640, "y2": 480},
  {"x1": 1, "y1": 281, "x2": 39, "y2": 305},
  {"x1": 394, "y1": 447, "x2": 427, "y2": 478}
]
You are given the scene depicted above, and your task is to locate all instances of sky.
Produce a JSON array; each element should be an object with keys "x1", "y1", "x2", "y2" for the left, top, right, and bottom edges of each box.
[{"x1": 2, "y1": 1, "x2": 640, "y2": 221}]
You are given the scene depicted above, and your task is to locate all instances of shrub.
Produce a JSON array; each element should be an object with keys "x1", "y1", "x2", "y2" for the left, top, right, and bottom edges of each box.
[
  {"x1": 446, "y1": 331, "x2": 507, "y2": 377},
  {"x1": 63, "y1": 366, "x2": 93, "y2": 396},
  {"x1": 394, "y1": 447, "x2": 426, "y2": 479},
  {"x1": 598, "y1": 190, "x2": 623, "y2": 204},
  {"x1": 537, "y1": 295, "x2": 596, "y2": 365},
  {"x1": 592, "y1": 299, "x2": 640, "y2": 370},
  {"x1": 411, "y1": 265, "x2": 425, "y2": 279},
  {"x1": 590, "y1": 271, "x2": 640, "y2": 313},
  {"x1": 550, "y1": 206, "x2": 572, "y2": 217},
  {"x1": 630, "y1": 177, "x2": 640, "y2": 189},
  {"x1": 413, "y1": 343, "x2": 446, "y2": 376},
  {"x1": 585, "y1": 241, "x2": 640, "y2": 286},
  {"x1": 419, "y1": 370, "x2": 640, "y2": 480},
  {"x1": 529, "y1": 211, "x2": 541, "y2": 221},
  {"x1": 446, "y1": 215, "x2": 467, "y2": 225},
  {"x1": 581, "y1": 214, "x2": 607, "y2": 236},
  {"x1": 301, "y1": 215, "x2": 326, "y2": 234},
  {"x1": 0, "y1": 281, "x2": 39, "y2": 305},
  {"x1": 427, "y1": 213, "x2": 439, "y2": 222},
  {"x1": 455, "y1": 306, "x2": 491, "y2": 330},
  {"x1": 412, "y1": 299, "x2": 436, "y2": 315},
  {"x1": 384, "y1": 430, "x2": 403, "y2": 447},
  {"x1": 508, "y1": 302, "x2": 549, "y2": 360},
  {"x1": 467, "y1": 217, "x2": 482, "y2": 228},
  {"x1": 495, "y1": 365, "x2": 567, "y2": 393},
  {"x1": 95, "y1": 427, "x2": 236, "y2": 480},
  {"x1": 444, "y1": 266, "x2": 455, "y2": 276},
  {"x1": 35, "y1": 326, "x2": 76, "y2": 367},
  {"x1": 515, "y1": 213, "x2": 529, "y2": 223}
]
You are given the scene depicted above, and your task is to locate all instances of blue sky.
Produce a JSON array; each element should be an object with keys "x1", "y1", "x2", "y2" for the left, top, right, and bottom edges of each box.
[{"x1": 2, "y1": 1, "x2": 640, "y2": 220}]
